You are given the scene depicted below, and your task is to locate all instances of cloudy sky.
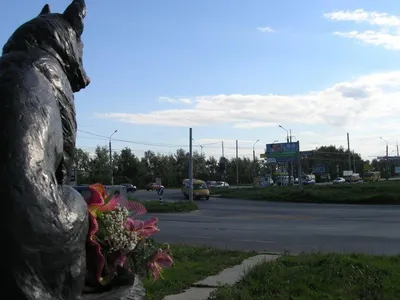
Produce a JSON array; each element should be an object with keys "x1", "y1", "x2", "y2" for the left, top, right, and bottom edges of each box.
[{"x1": 2, "y1": 0, "x2": 400, "y2": 159}]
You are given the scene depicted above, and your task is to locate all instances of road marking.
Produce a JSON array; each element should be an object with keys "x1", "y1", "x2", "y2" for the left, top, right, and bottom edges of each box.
[
  {"x1": 233, "y1": 239, "x2": 275, "y2": 244},
  {"x1": 220, "y1": 214, "x2": 314, "y2": 221},
  {"x1": 176, "y1": 236, "x2": 275, "y2": 244}
]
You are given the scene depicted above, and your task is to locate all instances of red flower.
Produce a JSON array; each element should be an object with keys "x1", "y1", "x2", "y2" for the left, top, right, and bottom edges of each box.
[
  {"x1": 147, "y1": 245, "x2": 173, "y2": 281},
  {"x1": 125, "y1": 217, "x2": 160, "y2": 239}
]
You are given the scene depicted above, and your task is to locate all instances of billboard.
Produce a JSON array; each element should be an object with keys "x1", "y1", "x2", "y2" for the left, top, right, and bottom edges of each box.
[
  {"x1": 395, "y1": 167, "x2": 400, "y2": 174},
  {"x1": 300, "y1": 151, "x2": 313, "y2": 157},
  {"x1": 343, "y1": 170, "x2": 353, "y2": 176},
  {"x1": 377, "y1": 156, "x2": 400, "y2": 161},
  {"x1": 265, "y1": 142, "x2": 299, "y2": 163},
  {"x1": 312, "y1": 164, "x2": 326, "y2": 174}
]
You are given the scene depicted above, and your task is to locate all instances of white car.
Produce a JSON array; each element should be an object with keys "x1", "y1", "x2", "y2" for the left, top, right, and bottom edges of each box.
[
  {"x1": 333, "y1": 177, "x2": 346, "y2": 184},
  {"x1": 216, "y1": 181, "x2": 229, "y2": 188}
]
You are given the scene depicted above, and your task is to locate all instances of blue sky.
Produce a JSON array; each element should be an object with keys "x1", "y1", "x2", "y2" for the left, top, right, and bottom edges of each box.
[{"x1": 2, "y1": 0, "x2": 400, "y2": 159}]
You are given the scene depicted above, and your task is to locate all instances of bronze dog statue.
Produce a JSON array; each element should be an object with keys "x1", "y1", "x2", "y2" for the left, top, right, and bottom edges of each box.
[{"x1": 0, "y1": 0, "x2": 90, "y2": 299}]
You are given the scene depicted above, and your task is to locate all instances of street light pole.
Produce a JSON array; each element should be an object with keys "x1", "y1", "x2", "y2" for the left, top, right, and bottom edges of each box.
[
  {"x1": 279, "y1": 125, "x2": 292, "y2": 184},
  {"x1": 253, "y1": 139, "x2": 260, "y2": 179},
  {"x1": 380, "y1": 137, "x2": 389, "y2": 180},
  {"x1": 109, "y1": 130, "x2": 117, "y2": 185},
  {"x1": 253, "y1": 139, "x2": 260, "y2": 162},
  {"x1": 279, "y1": 125, "x2": 290, "y2": 143}
]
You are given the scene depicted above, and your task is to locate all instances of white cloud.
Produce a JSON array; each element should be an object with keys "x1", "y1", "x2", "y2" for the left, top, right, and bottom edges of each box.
[
  {"x1": 95, "y1": 70, "x2": 400, "y2": 129},
  {"x1": 324, "y1": 9, "x2": 400, "y2": 50},
  {"x1": 158, "y1": 96, "x2": 192, "y2": 104},
  {"x1": 95, "y1": 71, "x2": 400, "y2": 159},
  {"x1": 257, "y1": 26, "x2": 275, "y2": 33}
]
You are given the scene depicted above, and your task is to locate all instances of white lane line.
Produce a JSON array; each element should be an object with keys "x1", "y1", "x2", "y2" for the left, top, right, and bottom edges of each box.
[
  {"x1": 233, "y1": 239, "x2": 275, "y2": 244},
  {"x1": 176, "y1": 236, "x2": 275, "y2": 244}
]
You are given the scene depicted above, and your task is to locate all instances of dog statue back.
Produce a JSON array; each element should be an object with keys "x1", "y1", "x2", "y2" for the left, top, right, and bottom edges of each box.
[{"x1": 0, "y1": 1, "x2": 90, "y2": 299}]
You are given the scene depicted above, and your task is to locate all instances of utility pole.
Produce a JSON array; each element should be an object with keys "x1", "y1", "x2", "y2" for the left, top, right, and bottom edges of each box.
[
  {"x1": 380, "y1": 137, "x2": 389, "y2": 180},
  {"x1": 252, "y1": 139, "x2": 260, "y2": 179},
  {"x1": 189, "y1": 128, "x2": 193, "y2": 202},
  {"x1": 200, "y1": 145, "x2": 203, "y2": 156},
  {"x1": 397, "y1": 142, "x2": 399, "y2": 157},
  {"x1": 222, "y1": 141, "x2": 226, "y2": 183},
  {"x1": 297, "y1": 141, "x2": 302, "y2": 192},
  {"x1": 109, "y1": 129, "x2": 117, "y2": 185},
  {"x1": 386, "y1": 143, "x2": 389, "y2": 180},
  {"x1": 347, "y1": 133, "x2": 351, "y2": 172},
  {"x1": 353, "y1": 150, "x2": 356, "y2": 172},
  {"x1": 236, "y1": 140, "x2": 239, "y2": 185},
  {"x1": 289, "y1": 130, "x2": 293, "y2": 184}
]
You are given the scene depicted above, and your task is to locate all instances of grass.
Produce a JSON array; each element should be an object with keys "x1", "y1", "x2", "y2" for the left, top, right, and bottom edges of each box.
[
  {"x1": 208, "y1": 252, "x2": 400, "y2": 300},
  {"x1": 140, "y1": 200, "x2": 199, "y2": 213},
  {"x1": 216, "y1": 181, "x2": 400, "y2": 204},
  {"x1": 144, "y1": 244, "x2": 256, "y2": 300}
]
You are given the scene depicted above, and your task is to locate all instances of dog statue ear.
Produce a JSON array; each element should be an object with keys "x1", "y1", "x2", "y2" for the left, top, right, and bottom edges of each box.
[
  {"x1": 63, "y1": 0, "x2": 86, "y2": 36},
  {"x1": 39, "y1": 4, "x2": 51, "y2": 15}
]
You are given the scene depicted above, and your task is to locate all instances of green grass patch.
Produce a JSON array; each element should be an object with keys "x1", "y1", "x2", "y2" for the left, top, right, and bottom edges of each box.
[
  {"x1": 139, "y1": 200, "x2": 199, "y2": 213},
  {"x1": 144, "y1": 244, "x2": 256, "y2": 300},
  {"x1": 208, "y1": 252, "x2": 400, "y2": 300},
  {"x1": 216, "y1": 181, "x2": 400, "y2": 204}
]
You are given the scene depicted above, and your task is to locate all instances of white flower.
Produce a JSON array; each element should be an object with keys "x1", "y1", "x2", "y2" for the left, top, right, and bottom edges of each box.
[{"x1": 102, "y1": 204, "x2": 138, "y2": 251}]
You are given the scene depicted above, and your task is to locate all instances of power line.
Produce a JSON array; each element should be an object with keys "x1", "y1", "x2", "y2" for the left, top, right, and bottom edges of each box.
[{"x1": 77, "y1": 129, "x2": 400, "y2": 152}]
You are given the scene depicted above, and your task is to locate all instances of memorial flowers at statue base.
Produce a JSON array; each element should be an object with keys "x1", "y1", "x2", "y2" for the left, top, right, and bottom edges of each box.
[{"x1": 84, "y1": 183, "x2": 173, "y2": 292}]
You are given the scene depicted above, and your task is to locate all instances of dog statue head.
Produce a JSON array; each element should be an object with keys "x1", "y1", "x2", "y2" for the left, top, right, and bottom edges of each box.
[{"x1": 2, "y1": 0, "x2": 90, "y2": 92}]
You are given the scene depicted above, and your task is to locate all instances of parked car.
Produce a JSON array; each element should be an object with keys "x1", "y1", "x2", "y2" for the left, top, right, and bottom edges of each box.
[
  {"x1": 216, "y1": 181, "x2": 229, "y2": 188},
  {"x1": 301, "y1": 174, "x2": 316, "y2": 185},
  {"x1": 207, "y1": 180, "x2": 218, "y2": 188},
  {"x1": 121, "y1": 183, "x2": 137, "y2": 193},
  {"x1": 333, "y1": 177, "x2": 346, "y2": 184},
  {"x1": 145, "y1": 182, "x2": 158, "y2": 191}
]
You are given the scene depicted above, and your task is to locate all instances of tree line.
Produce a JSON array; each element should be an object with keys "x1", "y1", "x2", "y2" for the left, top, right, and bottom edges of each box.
[{"x1": 73, "y1": 144, "x2": 391, "y2": 188}]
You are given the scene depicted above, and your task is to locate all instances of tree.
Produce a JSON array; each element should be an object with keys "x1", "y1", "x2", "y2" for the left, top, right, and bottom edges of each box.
[
  {"x1": 88, "y1": 146, "x2": 110, "y2": 184},
  {"x1": 72, "y1": 143, "x2": 368, "y2": 187}
]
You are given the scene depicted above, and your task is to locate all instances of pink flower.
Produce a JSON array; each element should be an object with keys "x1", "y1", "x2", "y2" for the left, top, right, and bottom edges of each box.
[
  {"x1": 147, "y1": 245, "x2": 173, "y2": 281},
  {"x1": 125, "y1": 217, "x2": 160, "y2": 238}
]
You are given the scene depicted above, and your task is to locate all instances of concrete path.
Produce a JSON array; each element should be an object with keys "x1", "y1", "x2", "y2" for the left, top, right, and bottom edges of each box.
[{"x1": 164, "y1": 254, "x2": 280, "y2": 300}]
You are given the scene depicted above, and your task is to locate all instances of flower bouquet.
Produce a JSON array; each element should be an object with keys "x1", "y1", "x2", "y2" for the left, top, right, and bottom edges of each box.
[{"x1": 84, "y1": 183, "x2": 173, "y2": 291}]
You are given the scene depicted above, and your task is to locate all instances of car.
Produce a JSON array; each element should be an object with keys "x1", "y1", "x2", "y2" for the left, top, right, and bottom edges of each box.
[
  {"x1": 207, "y1": 180, "x2": 218, "y2": 188},
  {"x1": 121, "y1": 183, "x2": 137, "y2": 193},
  {"x1": 333, "y1": 177, "x2": 346, "y2": 184},
  {"x1": 145, "y1": 182, "x2": 158, "y2": 191},
  {"x1": 216, "y1": 181, "x2": 229, "y2": 188}
]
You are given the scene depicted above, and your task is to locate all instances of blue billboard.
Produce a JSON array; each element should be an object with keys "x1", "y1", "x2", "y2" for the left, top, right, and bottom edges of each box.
[{"x1": 265, "y1": 142, "x2": 299, "y2": 163}]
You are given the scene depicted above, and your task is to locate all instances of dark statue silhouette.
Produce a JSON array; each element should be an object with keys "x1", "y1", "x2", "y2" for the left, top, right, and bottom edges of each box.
[{"x1": 0, "y1": 1, "x2": 91, "y2": 299}]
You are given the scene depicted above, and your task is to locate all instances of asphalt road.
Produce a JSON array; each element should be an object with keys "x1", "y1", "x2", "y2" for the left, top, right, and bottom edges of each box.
[{"x1": 135, "y1": 193, "x2": 400, "y2": 255}]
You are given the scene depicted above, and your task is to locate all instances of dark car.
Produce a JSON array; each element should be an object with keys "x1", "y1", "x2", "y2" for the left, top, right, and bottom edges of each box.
[
  {"x1": 145, "y1": 182, "x2": 158, "y2": 191},
  {"x1": 121, "y1": 183, "x2": 137, "y2": 193}
]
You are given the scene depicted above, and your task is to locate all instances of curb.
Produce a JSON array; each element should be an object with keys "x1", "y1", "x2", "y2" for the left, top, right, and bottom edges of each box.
[{"x1": 164, "y1": 254, "x2": 280, "y2": 300}]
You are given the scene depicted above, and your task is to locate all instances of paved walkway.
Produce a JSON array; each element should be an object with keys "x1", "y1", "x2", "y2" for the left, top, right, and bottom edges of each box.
[{"x1": 164, "y1": 253, "x2": 280, "y2": 300}]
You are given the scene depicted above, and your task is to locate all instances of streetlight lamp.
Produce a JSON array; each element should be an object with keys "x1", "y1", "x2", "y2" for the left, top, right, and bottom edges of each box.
[
  {"x1": 109, "y1": 130, "x2": 117, "y2": 185},
  {"x1": 253, "y1": 139, "x2": 260, "y2": 162},
  {"x1": 279, "y1": 125, "x2": 293, "y2": 184},
  {"x1": 252, "y1": 139, "x2": 260, "y2": 179},
  {"x1": 380, "y1": 137, "x2": 389, "y2": 180},
  {"x1": 278, "y1": 125, "x2": 291, "y2": 143}
]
